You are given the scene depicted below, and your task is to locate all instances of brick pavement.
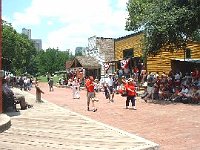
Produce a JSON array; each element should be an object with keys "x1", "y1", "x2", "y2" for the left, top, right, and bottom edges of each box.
[
  {"x1": 0, "y1": 88, "x2": 159, "y2": 150},
  {"x1": 27, "y1": 83, "x2": 200, "y2": 150}
]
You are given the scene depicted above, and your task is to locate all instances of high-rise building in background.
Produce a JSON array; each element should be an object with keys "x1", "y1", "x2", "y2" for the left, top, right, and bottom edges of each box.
[
  {"x1": 22, "y1": 28, "x2": 31, "y2": 39},
  {"x1": 75, "y1": 47, "x2": 86, "y2": 55},
  {"x1": 31, "y1": 39, "x2": 42, "y2": 50},
  {"x1": 22, "y1": 28, "x2": 42, "y2": 50}
]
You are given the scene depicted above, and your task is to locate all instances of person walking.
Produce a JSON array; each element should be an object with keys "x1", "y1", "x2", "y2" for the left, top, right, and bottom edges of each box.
[
  {"x1": 85, "y1": 76, "x2": 97, "y2": 112},
  {"x1": 125, "y1": 78, "x2": 137, "y2": 110}
]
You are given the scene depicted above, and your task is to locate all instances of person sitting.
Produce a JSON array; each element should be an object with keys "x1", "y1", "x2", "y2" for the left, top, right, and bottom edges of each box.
[
  {"x1": 173, "y1": 85, "x2": 189, "y2": 103},
  {"x1": 185, "y1": 85, "x2": 200, "y2": 104},
  {"x1": 2, "y1": 79, "x2": 15, "y2": 112},
  {"x1": 159, "y1": 84, "x2": 171, "y2": 100},
  {"x1": 2, "y1": 79, "x2": 30, "y2": 112}
]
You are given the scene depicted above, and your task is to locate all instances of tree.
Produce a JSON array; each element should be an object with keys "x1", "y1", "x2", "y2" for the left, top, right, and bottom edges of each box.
[
  {"x1": 36, "y1": 48, "x2": 71, "y2": 75},
  {"x1": 2, "y1": 20, "x2": 37, "y2": 75},
  {"x1": 126, "y1": 0, "x2": 200, "y2": 55},
  {"x1": 3, "y1": 20, "x2": 73, "y2": 76},
  {"x1": 2, "y1": 21, "x2": 17, "y2": 69}
]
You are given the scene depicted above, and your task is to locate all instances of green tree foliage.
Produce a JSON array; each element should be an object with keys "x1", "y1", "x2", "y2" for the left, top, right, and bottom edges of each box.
[
  {"x1": 126, "y1": 0, "x2": 200, "y2": 54},
  {"x1": 36, "y1": 48, "x2": 70, "y2": 75},
  {"x1": 3, "y1": 20, "x2": 73, "y2": 76},
  {"x1": 2, "y1": 20, "x2": 37, "y2": 75}
]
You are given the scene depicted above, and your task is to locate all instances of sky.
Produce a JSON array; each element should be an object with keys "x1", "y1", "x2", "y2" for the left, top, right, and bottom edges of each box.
[{"x1": 2, "y1": 0, "x2": 134, "y2": 53}]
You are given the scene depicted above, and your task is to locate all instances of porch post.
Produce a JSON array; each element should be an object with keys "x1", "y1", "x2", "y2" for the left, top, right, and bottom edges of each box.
[{"x1": 0, "y1": 0, "x2": 3, "y2": 113}]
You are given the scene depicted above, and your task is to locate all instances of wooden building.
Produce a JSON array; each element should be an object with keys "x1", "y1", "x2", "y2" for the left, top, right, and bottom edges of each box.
[
  {"x1": 115, "y1": 32, "x2": 143, "y2": 60},
  {"x1": 147, "y1": 42, "x2": 200, "y2": 74},
  {"x1": 114, "y1": 31, "x2": 144, "y2": 75},
  {"x1": 114, "y1": 31, "x2": 200, "y2": 75},
  {"x1": 66, "y1": 56, "x2": 101, "y2": 79}
]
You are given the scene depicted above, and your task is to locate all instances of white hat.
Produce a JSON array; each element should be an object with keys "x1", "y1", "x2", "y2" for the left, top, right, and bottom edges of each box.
[{"x1": 128, "y1": 78, "x2": 133, "y2": 82}]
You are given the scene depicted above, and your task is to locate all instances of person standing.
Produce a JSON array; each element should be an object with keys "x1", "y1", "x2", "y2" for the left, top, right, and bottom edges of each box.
[
  {"x1": 72, "y1": 77, "x2": 80, "y2": 99},
  {"x1": 48, "y1": 77, "x2": 54, "y2": 92},
  {"x1": 85, "y1": 76, "x2": 97, "y2": 112},
  {"x1": 125, "y1": 78, "x2": 137, "y2": 110},
  {"x1": 106, "y1": 74, "x2": 115, "y2": 102},
  {"x1": 19, "y1": 76, "x2": 24, "y2": 90}
]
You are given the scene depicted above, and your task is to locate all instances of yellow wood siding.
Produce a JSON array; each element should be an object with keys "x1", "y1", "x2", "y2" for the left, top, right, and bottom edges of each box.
[
  {"x1": 147, "y1": 43, "x2": 200, "y2": 74},
  {"x1": 188, "y1": 42, "x2": 200, "y2": 59},
  {"x1": 115, "y1": 32, "x2": 200, "y2": 74},
  {"x1": 115, "y1": 33, "x2": 143, "y2": 60}
]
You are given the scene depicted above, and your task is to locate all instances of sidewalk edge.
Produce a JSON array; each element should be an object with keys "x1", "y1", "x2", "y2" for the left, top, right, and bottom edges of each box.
[{"x1": 0, "y1": 114, "x2": 11, "y2": 133}]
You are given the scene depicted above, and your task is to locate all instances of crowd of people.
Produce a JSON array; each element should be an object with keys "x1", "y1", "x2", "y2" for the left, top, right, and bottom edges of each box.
[
  {"x1": 3, "y1": 67, "x2": 199, "y2": 113},
  {"x1": 4, "y1": 74, "x2": 34, "y2": 91},
  {"x1": 66, "y1": 67, "x2": 199, "y2": 112},
  {"x1": 140, "y1": 69, "x2": 200, "y2": 104}
]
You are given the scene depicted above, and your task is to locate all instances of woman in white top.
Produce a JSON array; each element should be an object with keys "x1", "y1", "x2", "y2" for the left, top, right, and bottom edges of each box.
[{"x1": 72, "y1": 77, "x2": 80, "y2": 99}]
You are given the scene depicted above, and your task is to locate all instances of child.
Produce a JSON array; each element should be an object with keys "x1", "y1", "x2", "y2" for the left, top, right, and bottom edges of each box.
[{"x1": 103, "y1": 83, "x2": 111, "y2": 102}]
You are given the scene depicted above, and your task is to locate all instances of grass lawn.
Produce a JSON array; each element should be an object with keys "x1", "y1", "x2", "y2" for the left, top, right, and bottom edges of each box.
[{"x1": 37, "y1": 75, "x2": 63, "y2": 83}]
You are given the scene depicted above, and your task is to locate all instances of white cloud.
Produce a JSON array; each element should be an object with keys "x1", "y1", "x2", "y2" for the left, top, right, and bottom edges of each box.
[
  {"x1": 10, "y1": 0, "x2": 130, "y2": 53},
  {"x1": 47, "y1": 21, "x2": 53, "y2": 26}
]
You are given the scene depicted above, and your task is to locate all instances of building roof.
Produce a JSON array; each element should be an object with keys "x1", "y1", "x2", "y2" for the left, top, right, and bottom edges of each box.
[
  {"x1": 173, "y1": 58, "x2": 200, "y2": 64},
  {"x1": 66, "y1": 56, "x2": 101, "y2": 69},
  {"x1": 65, "y1": 60, "x2": 73, "y2": 69},
  {"x1": 114, "y1": 31, "x2": 143, "y2": 41}
]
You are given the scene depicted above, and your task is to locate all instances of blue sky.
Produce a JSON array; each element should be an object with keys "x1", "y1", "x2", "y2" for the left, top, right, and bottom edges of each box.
[{"x1": 2, "y1": 0, "x2": 134, "y2": 53}]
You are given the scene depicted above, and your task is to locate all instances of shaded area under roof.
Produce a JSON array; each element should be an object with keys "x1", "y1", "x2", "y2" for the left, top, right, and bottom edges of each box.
[
  {"x1": 173, "y1": 58, "x2": 200, "y2": 64},
  {"x1": 171, "y1": 58, "x2": 200, "y2": 75}
]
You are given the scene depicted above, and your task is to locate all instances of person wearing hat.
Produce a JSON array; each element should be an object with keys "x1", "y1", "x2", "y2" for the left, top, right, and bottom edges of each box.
[{"x1": 125, "y1": 77, "x2": 137, "y2": 110}]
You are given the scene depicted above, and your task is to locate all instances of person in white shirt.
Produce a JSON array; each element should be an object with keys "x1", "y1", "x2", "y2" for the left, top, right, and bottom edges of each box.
[
  {"x1": 72, "y1": 77, "x2": 80, "y2": 99},
  {"x1": 106, "y1": 74, "x2": 114, "y2": 102},
  {"x1": 178, "y1": 85, "x2": 189, "y2": 97}
]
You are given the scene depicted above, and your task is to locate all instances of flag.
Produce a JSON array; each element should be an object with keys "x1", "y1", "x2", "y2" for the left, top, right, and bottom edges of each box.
[
  {"x1": 120, "y1": 58, "x2": 130, "y2": 69},
  {"x1": 104, "y1": 63, "x2": 110, "y2": 71}
]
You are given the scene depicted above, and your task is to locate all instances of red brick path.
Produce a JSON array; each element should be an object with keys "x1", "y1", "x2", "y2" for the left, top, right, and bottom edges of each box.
[{"x1": 29, "y1": 83, "x2": 200, "y2": 150}]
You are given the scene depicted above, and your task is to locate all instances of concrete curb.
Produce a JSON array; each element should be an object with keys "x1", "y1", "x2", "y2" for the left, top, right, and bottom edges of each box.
[{"x1": 0, "y1": 114, "x2": 11, "y2": 133}]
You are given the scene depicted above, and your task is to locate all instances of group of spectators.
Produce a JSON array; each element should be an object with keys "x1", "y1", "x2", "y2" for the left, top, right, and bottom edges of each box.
[
  {"x1": 140, "y1": 68, "x2": 200, "y2": 104},
  {"x1": 4, "y1": 74, "x2": 34, "y2": 91}
]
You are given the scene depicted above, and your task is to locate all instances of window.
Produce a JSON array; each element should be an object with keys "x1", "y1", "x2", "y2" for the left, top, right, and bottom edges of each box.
[
  {"x1": 185, "y1": 48, "x2": 191, "y2": 59},
  {"x1": 123, "y1": 48, "x2": 133, "y2": 59}
]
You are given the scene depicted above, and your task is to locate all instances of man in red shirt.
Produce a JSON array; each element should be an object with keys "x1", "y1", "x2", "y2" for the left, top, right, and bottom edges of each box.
[
  {"x1": 125, "y1": 78, "x2": 137, "y2": 110},
  {"x1": 85, "y1": 76, "x2": 97, "y2": 112}
]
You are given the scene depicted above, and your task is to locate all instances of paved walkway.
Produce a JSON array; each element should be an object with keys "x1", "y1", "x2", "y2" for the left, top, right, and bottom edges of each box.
[
  {"x1": 0, "y1": 88, "x2": 159, "y2": 150},
  {"x1": 28, "y1": 83, "x2": 200, "y2": 150}
]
